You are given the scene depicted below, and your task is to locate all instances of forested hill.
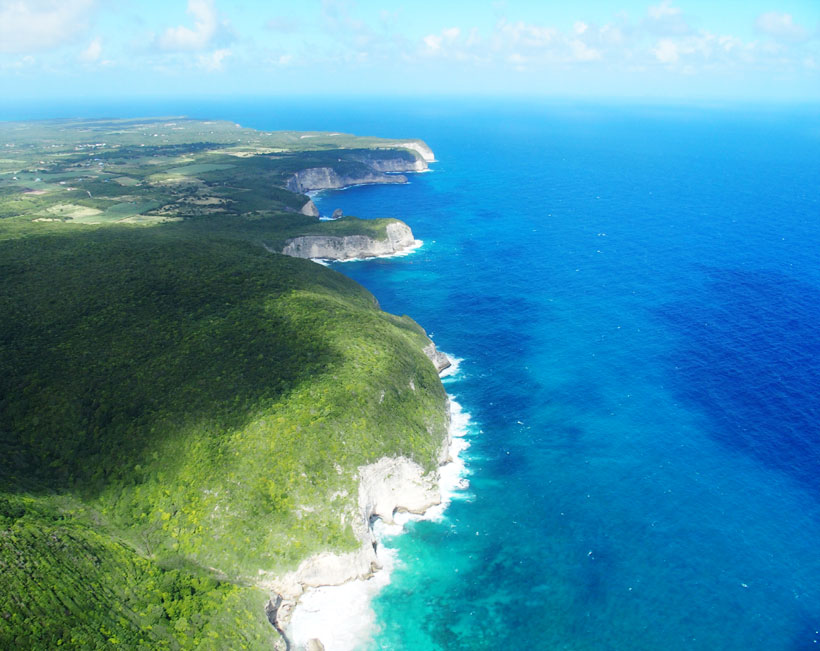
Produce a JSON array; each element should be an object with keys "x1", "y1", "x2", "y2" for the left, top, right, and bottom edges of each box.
[{"x1": 0, "y1": 120, "x2": 447, "y2": 649}]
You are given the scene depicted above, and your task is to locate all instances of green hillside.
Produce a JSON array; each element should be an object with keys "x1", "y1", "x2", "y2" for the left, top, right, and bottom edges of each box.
[{"x1": 0, "y1": 121, "x2": 446, "y2": 649}]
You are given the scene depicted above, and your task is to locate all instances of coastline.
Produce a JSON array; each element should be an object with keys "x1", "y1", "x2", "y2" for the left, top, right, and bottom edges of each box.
[
  {"x1": 284, "y1": 365, "x2": 471, "y2": 651},
  {"x1": 272, "y1": 154, "x2": 462, "y2": 651}
]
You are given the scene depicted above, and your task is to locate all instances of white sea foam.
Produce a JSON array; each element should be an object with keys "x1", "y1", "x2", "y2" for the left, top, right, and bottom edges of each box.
[
  {"x1": 439, "y1": 353, "x2": 464, "y2": 380},
  {"x1": 287, "y1": 395, "x2": 473, "y2": 651}
]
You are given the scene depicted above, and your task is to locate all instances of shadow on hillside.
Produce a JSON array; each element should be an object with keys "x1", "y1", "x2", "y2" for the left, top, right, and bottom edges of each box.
[{"x1": 0, "y1": 225, "x2": 357, "y2": 497}]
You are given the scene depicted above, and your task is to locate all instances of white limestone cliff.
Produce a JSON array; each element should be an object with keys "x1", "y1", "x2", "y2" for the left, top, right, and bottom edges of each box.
[
  {"x1": 286, "y1": 168, "x2": 407, "y2": 194},
  {"x1": 281, "y1": 221, "x2": 418, "y2": 261}
]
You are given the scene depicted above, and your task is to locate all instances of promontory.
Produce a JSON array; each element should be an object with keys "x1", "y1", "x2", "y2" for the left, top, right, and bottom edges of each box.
[{"x1": 0, "y1": 118, "x2": 446, "y2": 650}]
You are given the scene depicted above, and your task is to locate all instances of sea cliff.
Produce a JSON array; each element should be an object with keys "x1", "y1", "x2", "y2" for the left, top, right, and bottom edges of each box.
[
  {"x1": 391, "y1": 141, "x2": 436, "y2": 163},
  {"x1": 264, "y1": 344, "x2": 454, "y2": 651},
  {"x1": 281, "y1": 220, "x2": 419, "y2": 260},
  {"x1": 264, "y1": 455, "x2": 444, "y2": 650},
  {"x1": 286, "y1": 167, "x2": 407, "y2": 194},
  {"x1": 285, "y1": 146, "x2": 430, "y2": 193}
]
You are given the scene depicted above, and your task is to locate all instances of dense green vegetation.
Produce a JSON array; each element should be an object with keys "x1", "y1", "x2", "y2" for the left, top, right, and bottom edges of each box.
[{"x1": 0, "y1": 121, "x2": 445, "y2": 648}]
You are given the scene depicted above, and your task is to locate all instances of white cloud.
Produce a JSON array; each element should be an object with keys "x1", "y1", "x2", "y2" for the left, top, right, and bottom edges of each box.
[
  {"x1": 423, "y1": 26, "x2": 461, "y2": 53},
  {"x1": 648, "y1": 1, "x2": 681, "y2": 20},
  {"x1": 79, "y1": 36, "x2": 102, "y2": 62},
  {"x1": 0, "y1": 0, "x2": 96, "y2": 54},
  {"x1": 645, "y1": 0, "x2": 691, "y2": 36},
  {"x1": 245, "y1": 4, "x2": 818, "y2": 86},
  {"x1": 497, "y1": 20, "x2": 557, "y2": 48},
  {"x1": 423, "y1": 34, "x2": 443, "y2": 52},
  {"x1": 316, "y1": 0, "x2": 410, "y2": 62},
  {"x1": 158, "y1": 0, "x2": 230, "y2": 51},
  {"x1": 650, "y1": 32, "x2": 739, "y2": 69},
  {"x1": 755, "y1": 12, "x2": 809, "y2": 43},
  {"x1": 598, "y1": 24, "x2": 625, "y2": 46},
  {"x1": 570, "y1": 39, "x2": 600, "y2": 62},
  {"x1": 442, "y1": 27, "x2": 461, "y2": 41},
  {"x1": 718, "y1": 35, "x2": 742, "y2": 52},
  {"x1": 0, "y1": 54, "x2": 36, "y2": 71},
  {"x1": 198, "y1": 48, "x2": 231, "y2": 71},
  {"x1": 653, "y1": 39, "x2": 679, "y2": 63}
]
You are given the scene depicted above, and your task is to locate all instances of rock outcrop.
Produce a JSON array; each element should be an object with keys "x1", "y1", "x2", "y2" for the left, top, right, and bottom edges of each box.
[
  {"x1": 331, "y1": 208, "x2": 343, "y2": 220},
  {"x1": 423, "y1": 343, "x2": 452, "y2": 373},
  {"x1": 281, "y1": 221, "x2": 418, "y2": 261},
  {"x1": 300, "y1": 200, "x2": 319, "y2": 217},
  {"x1": 265, "y1": 456, "x2": 444, "y2": 649},
  {"x1": 286, "y1": 167, "x2": 407, "y2": 194}
]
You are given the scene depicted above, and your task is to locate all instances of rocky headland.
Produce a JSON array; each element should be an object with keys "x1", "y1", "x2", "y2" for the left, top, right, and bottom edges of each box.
[
  {"x1": 286, "y1": 167, "x2": 407, "y2": 194},
  {"x1": 263, "y1": 344, "x2": 454, "y2": 651},
  {"x1": 285, "y1": 147, "x2": 430, "y2": 194},
  {"x1": 281, "y1": 220, "x2": 419, "y2": 261}
]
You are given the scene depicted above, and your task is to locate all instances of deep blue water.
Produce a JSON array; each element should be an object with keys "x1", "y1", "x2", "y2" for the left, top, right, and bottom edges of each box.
[
  {"x1": 5, "y1": 98, "x2": 820, "y2": 649},
  {"x1": 308, "y1": 103, "x2": 820, "y2": 650}
]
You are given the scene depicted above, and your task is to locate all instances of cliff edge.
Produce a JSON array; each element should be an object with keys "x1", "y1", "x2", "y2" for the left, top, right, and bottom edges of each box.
[
  {"x1": 285, "y1": 143, "x2": 433, "y2": 194},
  {"x1": 281, "y1": 220, "x2": 419, "y2": 261},
  {"x1": 286, "y1": 167, "x2": 407, "y2": 194}
]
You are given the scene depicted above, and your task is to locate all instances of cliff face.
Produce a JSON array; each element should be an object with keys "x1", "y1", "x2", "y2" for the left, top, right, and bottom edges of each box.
[
  {"x1": 285, "y1": 143, "x2": 434, "y2": 194},
  {"x1": 392, "y1": 141, "x2": 436, "y2": 163},
  {"x1": 423, "y1": 343, "x2": 452, "y2": 373},
  {"x1": 364, "y1": 157, "x2": 426, "y2": 173},
  {"x1": 281, "y1": 221, "x2": 418, "y2": 261},
  {"x1": 267, "y1": 455, "x2": 444, "y2": 649},
  {"x1": 286, "y1": 167, "x2": 408, "y2": 194},
  {"x1": 351, "y1": 149, "x2": 429, "y2": 173}
]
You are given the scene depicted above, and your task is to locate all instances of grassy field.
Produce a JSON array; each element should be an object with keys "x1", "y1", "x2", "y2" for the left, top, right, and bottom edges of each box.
[{"x1": 0, "y1": 120, "x2": 444, "y2": 649}]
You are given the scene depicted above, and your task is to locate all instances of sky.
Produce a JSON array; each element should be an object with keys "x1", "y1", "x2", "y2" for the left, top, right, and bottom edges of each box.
[{"x1": 1, "y1": 0, "x2": 819, "y2": 102}]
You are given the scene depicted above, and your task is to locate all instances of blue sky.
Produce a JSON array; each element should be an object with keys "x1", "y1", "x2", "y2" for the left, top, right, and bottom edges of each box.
[{"x1": 1, "y1": 0, "x2": 819, "y2": 101}]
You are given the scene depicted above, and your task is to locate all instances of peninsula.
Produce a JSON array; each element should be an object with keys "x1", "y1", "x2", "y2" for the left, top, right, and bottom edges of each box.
[{"x1": 0, "y1": 118, "x2": 448, "y2": 649}]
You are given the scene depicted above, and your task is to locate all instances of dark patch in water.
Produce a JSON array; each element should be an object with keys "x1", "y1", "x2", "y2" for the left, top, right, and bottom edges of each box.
[{"x1": 660, "y1": 269, "x2": 820, "y2": 492}]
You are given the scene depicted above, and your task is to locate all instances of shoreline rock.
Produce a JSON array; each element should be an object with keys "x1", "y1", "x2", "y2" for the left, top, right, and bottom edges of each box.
[
  {"x1": 423, "y1": 342, "x2": 452, "y2": 374},
  {"x1": 281, "y1": 221, "x2": 418, "y2": 261},
  {"x1": 265, "y1": 455, "x2": 447, "y2": 650},
  {"x1": 300, "y1": 200, "x2": 320, "y2": 217}
]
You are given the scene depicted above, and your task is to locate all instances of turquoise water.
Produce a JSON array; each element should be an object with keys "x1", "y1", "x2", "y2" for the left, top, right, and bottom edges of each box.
[
  {"x1": 308, "y1": 103, "x2": 820, "y2": 650},
  {"x1": 6, "y1": 99, "x2": 820, "y2": 649}
]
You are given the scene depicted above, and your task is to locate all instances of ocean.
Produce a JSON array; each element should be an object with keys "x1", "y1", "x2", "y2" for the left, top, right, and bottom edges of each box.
[{"x1": 6, "y1": 98, "x2": 820, "y2": 649}]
